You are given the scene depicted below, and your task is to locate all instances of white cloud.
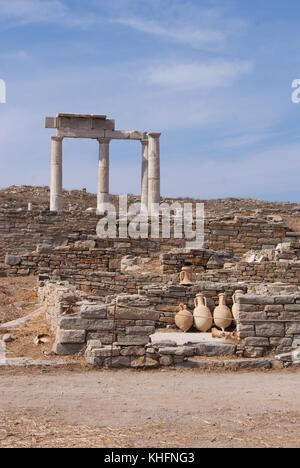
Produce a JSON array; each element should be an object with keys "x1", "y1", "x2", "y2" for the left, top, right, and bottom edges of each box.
[
  {"x1": 114, "y1": 16, "x2": 226, "y2": 48},
  {"x1": 145, "y1": 60, "x2": 253, "y2": 90},
  {"x1": 0, "y1": 0, "x2": 67, "y2": 27}
]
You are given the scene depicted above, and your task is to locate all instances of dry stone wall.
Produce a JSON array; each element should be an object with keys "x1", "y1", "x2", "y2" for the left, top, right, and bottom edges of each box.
[{"x1": 236, "y1": 294, "x2": 300, "y2": 357}]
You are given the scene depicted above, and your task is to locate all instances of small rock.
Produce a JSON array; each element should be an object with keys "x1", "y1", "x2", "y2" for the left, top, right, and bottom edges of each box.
[{"x1": 2, "y1": 334, "x2": 16, "y2": 343}]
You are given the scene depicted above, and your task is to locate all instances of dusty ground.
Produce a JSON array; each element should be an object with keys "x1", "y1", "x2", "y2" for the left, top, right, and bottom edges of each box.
[
  {"x1": 0, "y1": 368, "x2": 299, "y2": 448},
  {"x1": 0, "y1": 276, "x2": 38, "y2": 324}
]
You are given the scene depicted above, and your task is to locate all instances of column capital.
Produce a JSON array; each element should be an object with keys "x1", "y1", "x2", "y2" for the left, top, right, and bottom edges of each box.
[
  {"x1": 98, "y1": 137, "x2": 111, "y2": 144},
  {"x1": 147, "y1": 132, "x2": 161, "y2": 139},
  {"x1": 51, "y1": 136, "x2": 63, "y2": 142}
]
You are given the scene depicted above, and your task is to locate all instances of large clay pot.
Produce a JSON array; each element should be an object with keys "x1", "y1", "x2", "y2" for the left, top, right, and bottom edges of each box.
[
  {"x1": 213, "y1": 293, "x2": 232, "y2": 332},
  {"x1": 180, "y1": 266, "x2": 193, "y2": 286},
  {"x1": 232, "y1": 290, "x2": 244, "y2": 323},
  {"x1": 175, "y1": 303, "x2": 193, "y2": 333},
  {"x1": 193, "y1": 293, "x2": 213, "y2": 332}
]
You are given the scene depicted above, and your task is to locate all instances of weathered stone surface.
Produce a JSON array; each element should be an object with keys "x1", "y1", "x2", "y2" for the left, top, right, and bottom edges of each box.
[
  {"x1": 104, "y1": 356, "x2": 131, "y2": 368},
  {"x1": 57, "y1": 329, "x2": 86, "y2": 344},
  {"x1": 239, "y1": 295, "x2": 274, "y2": 305},
  {"x1": 264, "y1": 305, "x2": 283, "y2": 313},
  {"x1": 120, "y1": 346, "x2": 145, "y2": 357},
  {"x1": 115, "y1": 307, "x2": 160, "y2": 321},
  {"x1": 159, "y1": 355, "x2": 173, "y2": 366},
  {"x1": 244, "y1": 347, "x2": 264, "y2": 358},
  {"x1": 59, "y1": 317, "x2": 114, "y2": 331},
  {"x1": 256, "y1": 323, "x2": 285, "y2": 337},
  {"x1": 116, "y1": 336, "x2": 150, "y2": 346},
  {"x1": 274, "y1": 296, "x2": 295, "y2": 304},
  {"x1": 195, "y1": 343, "x2": 236, "y2": 357},
  {"x1": 145, "y1": 356, "x2": 160, "y2": 368},
  {"x1": 53, "y1": 342, "x2": 85, "y2": 355},
  {"x1": 150, "y1": 340, "x2": 177, "y2": 348},
  {"x1": 131, "y1": 357, "x2": 146, "y2": 368},
  {"x1": 269, "y1": 337, "x2": 292, "y2": 347},
  {"x1": 125, "y1": 326, "x2": 155, "y2": 335},
  {"x1": 237, "y1": 324, "x2": 255, "y2": 338},
  {"x1": 2, "y1": 334, "x2": 16, "y2": 343},
  {"x1": 80, "y1": 304, "x2": 107, "y2": 319},
  {"x1": 5, "y1": 254, "x2": 21, "y2": 266},
  {"x1": 286, "y1": 323, "x2": 300, "y2": 335},
  {"x1": 245, "y1": 337, "x2": 269, "y2": 347},
  {"x1": 91, "y1": 347, "x2": 120, "y2": 358}
]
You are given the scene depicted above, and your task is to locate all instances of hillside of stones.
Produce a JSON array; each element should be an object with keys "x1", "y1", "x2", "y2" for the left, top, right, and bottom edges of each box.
[
  {"x1": 1, "y1": 185, "x2": 300, "y2": 220},
  {"x1": 1, "y1": 185, "x2": 300, "y2": 294}
]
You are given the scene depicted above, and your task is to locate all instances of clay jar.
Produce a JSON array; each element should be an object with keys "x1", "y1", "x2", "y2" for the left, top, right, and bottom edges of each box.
[
  {"x1": 232, "y1": 290, "x2": 244, "y2": 323},
  {"x1": 193, "y1": 293, "x2": 213, "y2": 333},
  {"x1": 179, "y1": 266, "x2": 193, "y2": 286},
  {"x1": 213, "y1": 293, "x2": 232, "y2": 332},
  {"x1": 175, "y1": 303, "x2": 194, "y2": 333}
]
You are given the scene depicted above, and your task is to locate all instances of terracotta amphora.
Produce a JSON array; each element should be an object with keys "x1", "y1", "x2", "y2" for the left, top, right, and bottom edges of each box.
[
  {"x1": 213, "y1": 293, "x2": 232, "y2": 332},
  {"x1": 179, "y1": 266, "x2": 193, "y2": 286},
  {"x1": 232, "y1": 290, "x2": 244, "y2": 323},
  {"x1": 175, "y1": 303, "x2": 194, "y2": 333},
  {"x1": 193, "y1": 293, "x2": 213, "y2": 333}
]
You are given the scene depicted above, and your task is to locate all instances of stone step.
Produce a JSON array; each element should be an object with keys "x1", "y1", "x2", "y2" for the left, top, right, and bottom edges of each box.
[{"x1": 180, "y1": 357, "x2": 273, "y2": 370}]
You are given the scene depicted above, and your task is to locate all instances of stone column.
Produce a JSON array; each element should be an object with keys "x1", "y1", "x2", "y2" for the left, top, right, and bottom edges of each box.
[
  {"x1": 50, "y1": 136, "x2": 63, "y2": 212},
  {"x1": 97, "y1": 138, "x2": 110, "y2": 212},
  {"x1": 147, "y1": 132, "x2": 161, "y2": 214},
  {"x1": 141, "y1": 139, "x2": 149, "y2": 214}
]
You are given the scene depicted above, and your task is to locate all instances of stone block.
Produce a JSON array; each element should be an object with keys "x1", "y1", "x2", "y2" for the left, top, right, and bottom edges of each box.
[
  {"x1": 239, "y1": 312, "x2": 267, "y2": 321},
  {"x1": 57, "y1": 329, "x2": 86, "y2": 344},
  {"x1": 5, "y1": 254, "x2": 21, "y2": 266},
  {"x1": 270, "y1": 337, "x2": 293, "y2": 347},
  {"x1": 131, "y1": 357, "x2": 146, "y2": 368},
  {"x1": 59, "y1": 317, "x2": 114, "y2": 331},
  {"x1": 91, "y1": 347, "x2": 120, "y2": 358},
  {"x1": 159, "y1": 355, "x2": 174, "y2": 367},
  {"x1": 239, "y1": 295, "x2": 274, "y2": 305},
  {"x1": 86, "y1": 333, "x2": 111, "y2": 345},
  {"x1": 115, "y1": 307, "x2": 160, "y2": 321},
  {"x1": 245, "y1": 337, "x2": 269, "y2": 347},
  {"x1": 120, "y1": 346, "x2": 145, "y2": 357},
  {"x1": 285, "y1": 323, "x2": 300, "y2": 335},
  {"x1": 274, "y1": 296, "x2": 295, "y2": 304},
  {"x1": 116, "y1": 336, "x2": 150, "y2": 346},
  {"x1": 284, "y1": 304, "x2": 300, "y2": 311},
  {"x1": 243, "y1": 347, "x2": 265, "y2": 358},
  {"x1": 237, "y1": 324, "x2": 255, "y2": 338},
  {"x1": 104, "y1": 356, "x2": 131, "y2": 368},
  {"x1": 125, "y1": 326, "x2": 155, "y2": 335},
  {"x1": 195, "y1": 343, "x2": 236, "y2": 357},
  {"x1": 80, "y1": 304, "x2": 107, "y2": 319},
  {"x1": 255, "y1": 322, "x2": 285, "y2": 337},
  {"x1": 53, "y1": 342, "x2": 85, "y2": 355},
  {"x1": 264, "y1": 305, "x2": 283, "y2": 312}
]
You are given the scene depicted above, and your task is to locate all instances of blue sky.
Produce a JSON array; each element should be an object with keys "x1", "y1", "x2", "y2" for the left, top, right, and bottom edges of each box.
[{"x1": 1, "y1": 0, "x2": 300, "y2": 201}]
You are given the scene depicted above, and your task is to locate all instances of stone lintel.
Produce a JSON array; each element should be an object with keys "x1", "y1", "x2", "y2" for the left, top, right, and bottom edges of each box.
[{"x1": 56, "y1": 129, "x2": 148, "y2": 141}]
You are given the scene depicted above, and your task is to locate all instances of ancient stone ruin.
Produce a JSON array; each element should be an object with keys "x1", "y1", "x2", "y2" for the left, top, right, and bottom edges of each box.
[
  {"x1": 45, "y1": 113, "x2": 161, "y2": 214},
  {"x1": 1, "y1": 115, "x2": 300, "y2": 370}
]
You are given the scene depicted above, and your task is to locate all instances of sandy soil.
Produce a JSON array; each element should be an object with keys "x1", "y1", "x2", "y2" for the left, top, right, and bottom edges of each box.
[
  {"x1": 0, "y1": 368, "x2": 299, "y2": 448},
  {"x1": 0, "y1": 276, "x2": 38, "y2": 324}
]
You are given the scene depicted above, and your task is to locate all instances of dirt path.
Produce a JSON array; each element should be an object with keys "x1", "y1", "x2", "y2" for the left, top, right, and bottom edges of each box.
[{"x1": 0, "y1": 368, "x2": 300, "y2": 448}]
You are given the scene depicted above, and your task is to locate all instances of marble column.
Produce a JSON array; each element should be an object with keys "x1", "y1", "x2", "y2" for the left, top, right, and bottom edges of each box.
[
  {"x1": 97, "y1": 138, "x2": 110, "y2": 212},
  {"x1": 141, "y1": 139, "x2": 149, "y2": 214},
  {"x1": 147, "y1": 132, "x2": 161, "y2": 214},
  {"x1": 50, "y1": 136, "x2": 63, "y2": 212}
]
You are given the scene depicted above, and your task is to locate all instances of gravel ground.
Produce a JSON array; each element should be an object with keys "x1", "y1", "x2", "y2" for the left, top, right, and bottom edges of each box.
[{"x1": 0, "y1": 367, "x2": 299, "y2": 448}]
